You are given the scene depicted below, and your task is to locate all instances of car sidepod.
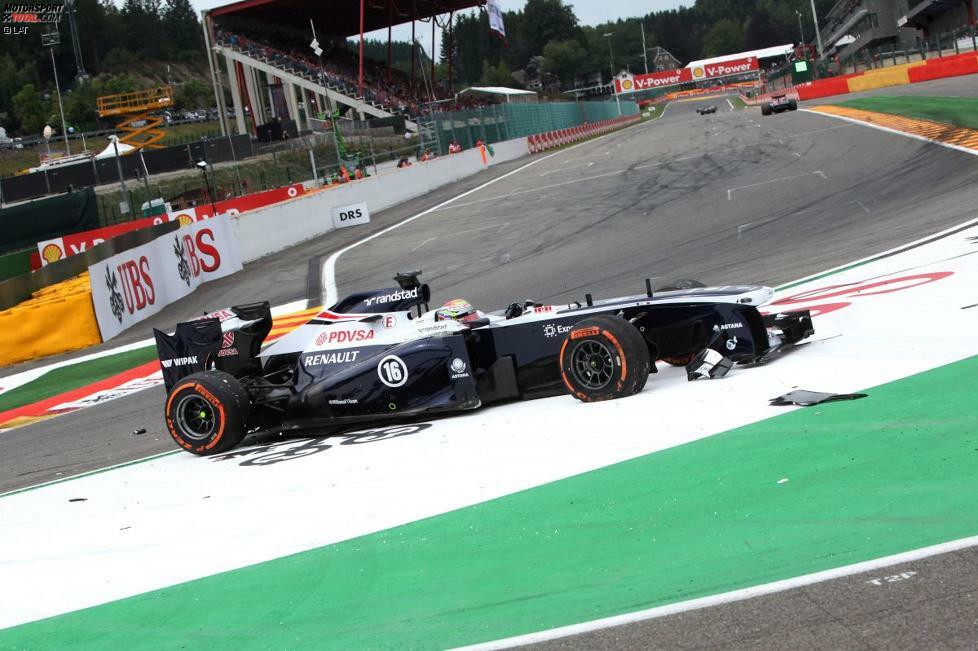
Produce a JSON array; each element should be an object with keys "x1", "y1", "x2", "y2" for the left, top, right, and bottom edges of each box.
[{"x1": 298, "y1": 334, "x2": 480, "y2": 420}]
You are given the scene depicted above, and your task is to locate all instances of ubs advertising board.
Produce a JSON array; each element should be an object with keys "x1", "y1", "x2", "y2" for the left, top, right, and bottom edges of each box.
[{"x1": 88, "y1": 215, "x2": 243, "y2": 340}]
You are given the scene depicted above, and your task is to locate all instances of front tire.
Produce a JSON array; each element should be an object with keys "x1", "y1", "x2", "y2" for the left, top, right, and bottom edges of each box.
[
  {"x1": 560, "y1": 315, "x2": 651, "y2": 402},
  {"x1": 788, "y1": 99, "x2": 798, "y2": 111},
  {"x1": 165, "y1": 370, "x2": 251, "y2": 456},
  {"x1": 761, "y1": 103, "x2": 772, "y2": 116}
]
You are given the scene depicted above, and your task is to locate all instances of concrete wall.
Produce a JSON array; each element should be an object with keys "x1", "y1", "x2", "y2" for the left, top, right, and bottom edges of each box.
[{"x1": 233, "y1": 137, "x2": 528, "y2": 263}]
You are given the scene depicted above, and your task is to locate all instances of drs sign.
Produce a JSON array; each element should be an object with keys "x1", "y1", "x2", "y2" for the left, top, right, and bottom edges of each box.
[{"x1": 332, "y1": 202, "x2": 371, "y2": 229}]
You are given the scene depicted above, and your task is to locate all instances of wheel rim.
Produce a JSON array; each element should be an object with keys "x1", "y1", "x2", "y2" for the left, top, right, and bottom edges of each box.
[
  {"x1": 570, "y1": 340, "x2": 615, "y2": 390},
  {"x1": 174, "y1": 394, "x2": 217, "y2": 441}
]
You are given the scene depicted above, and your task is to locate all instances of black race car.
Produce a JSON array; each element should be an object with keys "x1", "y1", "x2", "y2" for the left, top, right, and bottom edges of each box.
[
  {"x1": 696, "y1": 105, "x2": 718, "y2": 115},
  {"x1": 155, "y1": 273, "x2": 813, "y2": 455},
  {"x1": 761, "y1": 94, "x2": 798, "y2": 116}
]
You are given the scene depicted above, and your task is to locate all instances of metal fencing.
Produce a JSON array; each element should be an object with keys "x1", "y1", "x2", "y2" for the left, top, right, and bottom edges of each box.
[
  {"x1": 763, "y1": 25, "x2": 978, "y2": 93},
  {"x1": 838, "y1": 26, "x2": 978, "y2": 74},
  {"x1": 418, "y1": 100, "x2": 638, "y2": 156}
]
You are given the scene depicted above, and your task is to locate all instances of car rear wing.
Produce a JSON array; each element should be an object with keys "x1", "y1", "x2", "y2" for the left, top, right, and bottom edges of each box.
[{"x1": 154, "y1": 302, "x2": 272, "y2": 393}]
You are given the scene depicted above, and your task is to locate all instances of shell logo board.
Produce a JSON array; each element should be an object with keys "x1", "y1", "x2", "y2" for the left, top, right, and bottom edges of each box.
[
  {"x1": 39, "y1": 239, "x2": 66, "y2": 264},
  {"x1": 614, "y1": 72, "x2": 635, "y2": 94}
]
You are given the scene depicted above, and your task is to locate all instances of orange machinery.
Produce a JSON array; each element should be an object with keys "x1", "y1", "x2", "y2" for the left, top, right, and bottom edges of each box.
[{"x1": 96, "y1": 86, "x2": 174, "y2": 149}]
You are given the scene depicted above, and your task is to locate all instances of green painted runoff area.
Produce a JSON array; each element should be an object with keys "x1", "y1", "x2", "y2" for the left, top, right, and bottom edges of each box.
[
  {"x1": 834, "y1": 95, "x2": 978, "y2": 129},
  {"x1": 3, "y1": 355, "x2": 977, "y2": 649},
  {"x1": 0, "y1": 346, "x2": 155, "y2": 413},
  {"x1": 643, "y1": 104, "x2": 666, "y2": 120}
]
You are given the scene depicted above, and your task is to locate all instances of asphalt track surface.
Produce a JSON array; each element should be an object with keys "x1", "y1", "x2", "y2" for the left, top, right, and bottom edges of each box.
[{"x1": 4, "y1": 77, "x2": 978, "y2": 647}]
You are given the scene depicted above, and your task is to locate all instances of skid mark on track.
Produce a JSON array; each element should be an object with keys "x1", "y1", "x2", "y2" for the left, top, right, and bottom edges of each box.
[{"x1": 727, "y1": 171, "x2": 827, "y2": 200}]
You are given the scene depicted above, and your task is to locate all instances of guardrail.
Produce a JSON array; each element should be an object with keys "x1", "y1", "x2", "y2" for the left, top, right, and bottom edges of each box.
[
  {"x1": 527, "y1": 115, "x2": 642, "y2": 154},
  {"x1": 746, "y1": 50, "x2": 978, "y2": 105}
]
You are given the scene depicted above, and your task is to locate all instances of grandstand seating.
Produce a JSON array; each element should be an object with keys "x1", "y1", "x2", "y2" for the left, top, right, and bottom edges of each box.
[{"x1": 214, "y1": 30, "x2": 448, "y2": 120}]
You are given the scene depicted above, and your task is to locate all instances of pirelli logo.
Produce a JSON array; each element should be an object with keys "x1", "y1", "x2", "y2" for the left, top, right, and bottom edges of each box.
[{"x1": 570, "y1": 327, "x2": 600, "y2": 340}]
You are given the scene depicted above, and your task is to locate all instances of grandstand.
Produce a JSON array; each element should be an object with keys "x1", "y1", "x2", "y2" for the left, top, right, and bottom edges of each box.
[{"x1": 202, "y1": 0, "x2": 484, "y2": 137}]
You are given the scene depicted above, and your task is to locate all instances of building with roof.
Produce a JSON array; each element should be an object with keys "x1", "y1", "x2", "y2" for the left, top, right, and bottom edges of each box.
[
  {"x1": 898, "y1": 0, "x2": 978, "y2": 39},
  {"x1": 201, "y1": 0, "x2": 484, "y2": 138},
  {"x1": 685, "y1": 44, "x2": 796, "y2": 72},
  {"x1": 648, "y1": 47, "x2": 681, "y2": 72},
  {"x1": 457, "y1": 87, "x2": 537, "y2": 103},
  {"x1": 820, "y1": 0, "x2": 922, "y2": 61}
]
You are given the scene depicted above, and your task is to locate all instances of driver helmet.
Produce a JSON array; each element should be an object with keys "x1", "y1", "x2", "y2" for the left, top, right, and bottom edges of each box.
[{"x1": 435, "y1": 298, "x2": 479, "y2": 324}]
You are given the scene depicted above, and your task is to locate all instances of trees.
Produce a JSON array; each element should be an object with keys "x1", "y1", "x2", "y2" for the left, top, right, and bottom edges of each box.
[
  {"x1": 521, "y1": 0, "x2": 579, "y2": 61},
  {"x1": 12, "y1": 85, "x2": 48, "y2": 136},
  {"x1": 446, "y1": 0, "x2": 843, "y2": 90},
  {"x1": 542, "y1": 39, "x2": 586, "y2": 87},
  {"x1": 176, "y1": 79, "x2": 211, "y2": 109},
  {"x1": 480, "y1": 61, "x2": 513, "y2": 87},
  {"x1": 701, "y1": 18, "x2": 747, "y2": 58},
  {"x1": 163, "y1": 0, "x2": 204, "y2": 57}
]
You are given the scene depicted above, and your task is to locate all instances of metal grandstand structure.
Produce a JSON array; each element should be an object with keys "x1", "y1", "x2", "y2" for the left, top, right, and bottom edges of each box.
[{"x1": 202, "y1": 0, "x2": 485, "y2": 138}]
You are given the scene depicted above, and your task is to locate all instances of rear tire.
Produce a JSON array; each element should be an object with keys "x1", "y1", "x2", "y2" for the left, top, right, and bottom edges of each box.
[
  {"x1": 560, "y1": 316, "x2": 651, "y2": 402},
  {"x1": 165, "y1": 370, "x2": 251, "y2": 456},
  {"x1": 761, "y1": 103, "x2": 772, "y2": 116},
  {"x1": 788, "y1": 99, "x2": 798, "y2": 111}
]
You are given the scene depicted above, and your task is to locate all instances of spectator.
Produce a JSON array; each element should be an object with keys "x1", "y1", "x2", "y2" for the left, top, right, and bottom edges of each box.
[
  {"x1": 448, "y1": 141, "x2": 462, "y2": 154},
  {"x1": 397, "y1": 156, "x2": 412, "y2": 168}
]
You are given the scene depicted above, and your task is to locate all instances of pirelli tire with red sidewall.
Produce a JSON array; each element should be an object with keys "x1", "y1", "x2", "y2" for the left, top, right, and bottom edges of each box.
[
  {"x1": 165, "y1": 370, "x2": 251, "y2": 456},
  {"x1": 559, "y1": 315, "x2": 651, "y2": 402}
]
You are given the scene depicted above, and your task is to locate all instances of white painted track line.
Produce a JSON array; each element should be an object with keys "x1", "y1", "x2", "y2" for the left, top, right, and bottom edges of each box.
[
  {"x1": 455, "y1": 535, "x2": 978, "y2": 650},
  {"x1": 800, "y1": 108, "x2": 978, "y2": 157},
  {"x1": 320, "y1": 127, "x2": 637, "y2": 307}
]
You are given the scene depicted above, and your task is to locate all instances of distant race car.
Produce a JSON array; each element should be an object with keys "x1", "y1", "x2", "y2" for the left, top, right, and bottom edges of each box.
[
  {"x1": 761, "y1": 94, "x2": 798, "y2": 116},
  {"x1": 697, "y1": 106, "x2": 718, "y2": 115},
  {"x1": 155, "y1": 272, "x2": 813, "y2": 456}
]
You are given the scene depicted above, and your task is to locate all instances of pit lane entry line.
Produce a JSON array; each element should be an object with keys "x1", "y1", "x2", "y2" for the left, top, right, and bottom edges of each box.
[
  {"x1": 320, "y1": 126, "x2": 636, "y2": 307},
  {"x1": 454, "y1": 533, "x2": 978, "y2": 651}
]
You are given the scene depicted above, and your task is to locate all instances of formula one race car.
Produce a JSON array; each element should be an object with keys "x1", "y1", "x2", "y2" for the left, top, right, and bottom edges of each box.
[
  {"x1": 696, "y1": 105, "x2": 718, "y2": 115},
  {"x1": 154, "y1": 273, "x2": 813, "y2": 455},
  {"x1": 761, "y1": 94, "x2": 798, "y2": 116}
]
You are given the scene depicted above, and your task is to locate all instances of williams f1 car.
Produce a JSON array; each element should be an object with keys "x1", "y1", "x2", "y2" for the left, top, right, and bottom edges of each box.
[
  {"x1": 761, "y1": 94, "x2": 798, "y2": 116},
  {"x1": 155, "y1": 273, "x2": 813, "y2": 455}
]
